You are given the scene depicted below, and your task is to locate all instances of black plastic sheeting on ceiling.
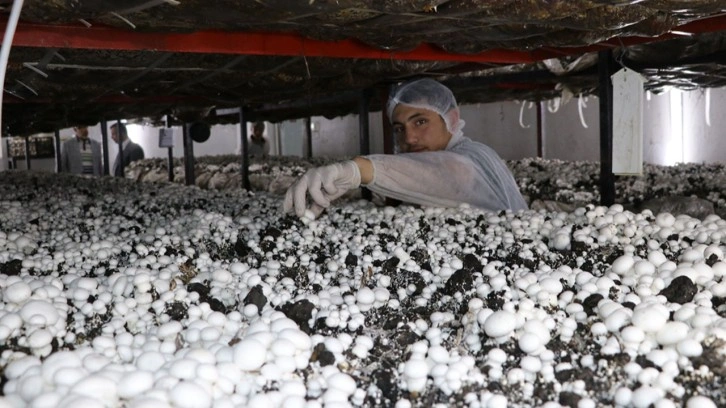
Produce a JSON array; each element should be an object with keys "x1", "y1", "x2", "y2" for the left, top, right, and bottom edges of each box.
[{"x1": 3, "y1": 0, "x2": 726, "y2": 135}]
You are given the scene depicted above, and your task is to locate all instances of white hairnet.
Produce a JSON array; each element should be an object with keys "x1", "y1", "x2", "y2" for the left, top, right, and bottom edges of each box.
[{"x1": 386, "y1": 78, "x2": 466, "y2": 139}]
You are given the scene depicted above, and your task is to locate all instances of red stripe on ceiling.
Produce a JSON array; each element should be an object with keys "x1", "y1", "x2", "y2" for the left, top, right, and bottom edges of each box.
[
  {"x1": 6, "y1": 21, "x2": 541, "y2": 64},
  {"x1": 3, "y1": 14, "x2": 726, "y2": 64},
  {"x1": 677, "y1": 14, "x2": 726, "y2": 33}
]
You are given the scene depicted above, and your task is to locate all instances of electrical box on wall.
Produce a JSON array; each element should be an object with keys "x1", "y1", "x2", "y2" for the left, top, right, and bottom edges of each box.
[{"x1": 159, "y1": 128, "x2": 174, "y2": 148}]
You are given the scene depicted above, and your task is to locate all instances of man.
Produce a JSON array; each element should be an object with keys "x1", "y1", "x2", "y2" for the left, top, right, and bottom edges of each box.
[
  {"x1": 111, "y1": 123, "x2": 145, "y2": 177},
  {"x1": 284, "y1": 78, "x2": 527, "y2": 218},
  {"x1": 248, "y1": 121, "x2": 269, "y2": 157},
  {"x1": 60, "y1": 125, "x2": 103, "y2": 176}
]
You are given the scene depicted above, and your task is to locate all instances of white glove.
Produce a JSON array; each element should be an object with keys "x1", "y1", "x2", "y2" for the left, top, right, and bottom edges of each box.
[{"x1": 283, "y1": 161, "x2": 362, "y2": 218}]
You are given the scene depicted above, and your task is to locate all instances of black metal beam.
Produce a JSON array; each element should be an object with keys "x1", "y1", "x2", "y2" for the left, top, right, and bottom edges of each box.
[
  {"x1": 305, "y1": 117, "x2": 313, "y2": 159},
  {"x1": 359, "y1": 89, "x2": 371, "y2": 156},
  {"x1": 165, "y1": 115, "x2": 174, "y2": 182},
  {"x1": 536, "y1": 101, "x2": 544, "y2": 158},
  {"x1": 100, "y1": 121, "x2": 110, "y2": 175},
  {"x1": 54, "y1": 129, "x2": 61, "y2": 173},
  {"x1": 253, "y1": 90, "x2": 362, "y2": 118},
  {"x1": 442, "y1": 69, "x2": 556, "y2": 89},
  {"x1": 115, "y1": 119, "x2": 124, "y2": 177},
  {"x1": 239, "y1": 108, "x2": 251, "y2": 190},
  {"x1": 182, "y1": 123, "x2": 195, "y2": 186},
  {"x1": 598, "y1": 50, "x2": 615, "y2": 206},
  {"x1": 359, "y1": 88, "x2": 372, "y2": 200},
  {"x1": 380, "y1": 87, "x2": 395, "y2": 155}
]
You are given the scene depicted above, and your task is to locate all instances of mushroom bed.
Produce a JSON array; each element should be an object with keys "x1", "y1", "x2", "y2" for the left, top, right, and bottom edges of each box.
[
  {"x1": 127, "y1": 156, "x2": 726, "y2": 219},
  {"x1": 0, "y1": 160, "x2": 725, "y2": 408}
]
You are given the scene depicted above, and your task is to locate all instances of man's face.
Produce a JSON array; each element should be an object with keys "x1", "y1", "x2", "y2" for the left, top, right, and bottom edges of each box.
[
  {"x1": 252, "y1": 124, "x2": 264, "y2": 139},
  {"x1": 110, "y1": 127, "x2": 118, "y2": 143},
  {"x1": 74, "y1": 126, "x2": 89, "y2": 139},
  {"x1": 391, "y1": 104, "x2": 452, "y2": 153}
]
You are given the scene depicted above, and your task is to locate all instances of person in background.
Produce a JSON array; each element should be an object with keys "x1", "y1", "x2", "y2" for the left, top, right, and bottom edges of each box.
[
  {"x1": 284, "y1": 78, "x2": 528, "y2": 218},
  {"x1": 60, "y1": 125, "x2": 103, "y2": 177},
  {"x1": 248, "y1": 121, "x2": 269, "y2": 157},
  {"x1": 111, "y1": 122, "x2": 145, "y2": 177}
]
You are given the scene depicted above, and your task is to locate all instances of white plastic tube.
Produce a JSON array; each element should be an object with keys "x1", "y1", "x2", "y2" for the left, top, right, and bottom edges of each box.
[
  {"x1": 705, "y1": 87, "x2": 711, "y2": 127},
  {"x1": 0, "y1": 0, "x2": 25, "y2": 161},
  {"x1": 518, "y1": 101, "x2": 531, "y2": 129},
  {"x1": 578, "y1": 94, "x2": 589, "y2": 129},
  {"x1": 547, "y1": 97, "x2": 561, "y2": 113}
]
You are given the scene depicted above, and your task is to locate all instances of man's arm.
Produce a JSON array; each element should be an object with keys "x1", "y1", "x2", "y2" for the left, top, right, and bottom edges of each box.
[
  {"x1": 353, "y1": 156, "x2": 373, "y2": 184},
  {"x1": 360, "y1": 152, "x2": 487, "y2": 209}
]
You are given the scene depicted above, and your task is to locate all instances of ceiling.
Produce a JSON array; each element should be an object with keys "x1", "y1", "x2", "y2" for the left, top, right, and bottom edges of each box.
[{"x1": 2, "y1": 0, "x2": 726, "y2": 136}]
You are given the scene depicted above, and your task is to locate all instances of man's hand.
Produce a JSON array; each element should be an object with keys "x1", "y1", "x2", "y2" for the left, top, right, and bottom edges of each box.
[{"x1": 283, "y1": 161, "x2": 362, "y2": 218}]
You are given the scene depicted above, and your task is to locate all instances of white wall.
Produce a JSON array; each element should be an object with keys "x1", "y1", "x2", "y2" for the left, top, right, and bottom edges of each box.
[
  {"x1": 460, "y1": 95, "x2": 600, "y2": 163},
  {"x1": 642, "y1": 91, "x2": 673, "y2": 165},
  {"x1": 542, "y1": 96, "x2": 600, "y2": 162},
  {"x1": 682, "y1": 89, "x2": 726, "y2": 164},
  {"x1": 313, "y1": 115, "x2": 359, "y2": 157},
  {"x1": 460, "y1": 102, "x2": 538, "y2": 160},
  {"x1": 310, "y1": 113, "x2": 386, "y2": 158},
  {"x1": 3, "y1": 131, "x2": 81, "y2": 173},
  {"x1": 124, "y1": 123, "x2": 240, "y2": 161},
  {"x1": 279, "y1": 120, "x2": 306, "y2": 157}
]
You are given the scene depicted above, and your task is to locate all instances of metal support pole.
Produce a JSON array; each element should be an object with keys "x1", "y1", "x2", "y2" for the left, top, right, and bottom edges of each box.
[
  {"x1": 116, "y1": 119, "x2": 124, "y2": 177},
  {"x1": 359, "y1": 89, "x2": 371, "y2": 156},
  {"x1": 182, "y1": 122, "x2": 195, "y2": 186},
  {"x1": 54, "y1": 129, "x2": 61, "y2": 173},
  {"x1": 536, "y1": 101, "x2": 544, "y2": 159},
  {"x1": 100, "y1": 120, "x2": 110, "y2": 176},
  {"x1": 359, "y1": 89, "x2": 372, "y2": 200},
  {"x1": 238, "y1": 108, "x2": 251, "y2": 190},
  {"x1": 381, "y1": 87, "x2": 395, "y2": 154},
  {"x1": 24, "y1": 135, "x2": 30, "y2": 170},
  {"x1": 305, "y1": 116, "x2": 313, "y2": 159},
  {"x1": 165, "y1": 115, "x2": 174, "y2": 182},
  {"x1": 598, "y1": 50, "x2": 615, "y2": 206}
]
